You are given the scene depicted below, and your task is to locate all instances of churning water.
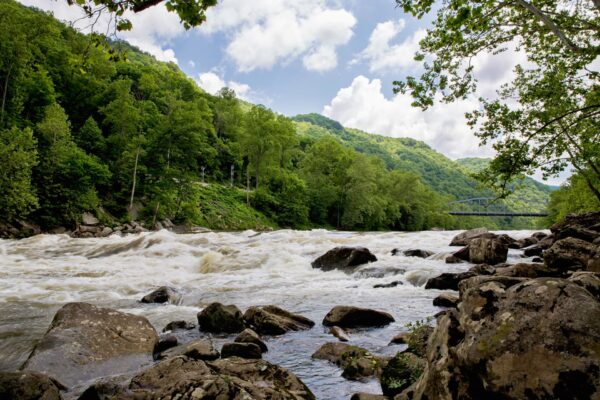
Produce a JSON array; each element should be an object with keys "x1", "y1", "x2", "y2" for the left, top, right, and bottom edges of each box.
[{"x1": 0, "y1": 229, "x2": 537, "y2": 398}]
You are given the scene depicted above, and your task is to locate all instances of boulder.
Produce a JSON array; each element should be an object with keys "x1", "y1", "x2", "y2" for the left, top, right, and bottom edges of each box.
[
  {"x1": 158, "y1": 339, "x2": 219, "y2": 361},
  {"x1": 322, "y1": 306, "x2": 394, "y2": 328},
  {"x1": 544, "y1": 237, "x2": 597, "y2": 271},
  {"x1": 468, "y1": 264, "x2": 495, "y2": 275},
  {"x1": 350, "y1": 393, "x2": 387, "y2": 400},
  {"x1": 197, "y1": 302, "x2": 245, "y2": 333},
  {"x1": 329, "y1": 326, "x2": 350, "y2": 342},
  {"x1": 523, "y1": 245, "x2": 543, "y2": 257},
  {"x1": 589, "y1": 248, "x2": 600, "y2": 272},
  {"x1": 568, "y1": 271, "x2": 600, "y2": 300},
  {"x1": 433, "y1": 293, "x2": 459, "y2": 308},
  {"x1": 221, "y1": 342, "x2": 262, "y2": 359},
  {"x1": 531, "y1": 232, "x2": 548, "y2": 241},
  {"x1": 155, "y1": 335, "x2": 178, "y2": 353},
  {"x1": 81, "y1": 212, "x2": 99, "y2": 225},
  {"x1": 311, "y1": 343, "x2": 385, "y2": 380},
  {"x1": 401, "y1": 324, "x2": 434, "y2": 358},
  {"x1": 449, "y1": 228, "x2": 488, "y2": 246},
  {"x1": 140, "y1": 286, "x2": 181, "y2": 304},
  {"x1": 494, "y1": 262, "x2": 559, "y2": 278},
  {"x1": 468, "y1": 237, "x2": 508, "y2": 265},
  {"x1": 311, "y1": 247, "x2": 377, "y2": 272},
  {"x1": 234, "y1": 329, "x2": 268, "y2": 353},
  {"x1": 444, "y1": 255, "x2": 464, "y2": 264},
  {"x1": 23, "y1": 302, "x2": 158, "y2": 387},
  {"x1": 402, "y1": 249, "x2": 434, "y2": 258},
  {"x1": 0, "y1": 371, "x2": 64, "y2": 400},
  {"x1": 399, "y1": 277, "x2": 600, "y2": 399},
  {"x1": 425, "y1": 272, "x2": 476, "y2": 291},
  {"x1": 509, "y1": 236, "x2": 538, "y2": 249},
  {"x1": 537, "y1": 234, "x2": 555, "y2": 249},
  {"x1": 452, "y1": 246, "x2": 471, "y2": 261},
  {"x1": 162, "y1": 320, "x2": 196, "y2": 332},
  {"x1": 551, "y1": 211, "x2": 600, "y2": 242},
  {"x1": 311, "y1": 342, "x2": 353, "y2": 363},
  {"x1": 122, "y1": 356, "x2": 315, "y2": 399},
  {"x1": 380, "y1": 352, "x2": 426, "y2": 397},
  {"x1": 354, "y1": 267, "x2": 405, "y2": 278},
  {"x1": 243, "y1": 305, "x2": 314, "y2": 335},
  {"x1": 373, "y1": 280, "x2": 403, "y2": 288}
]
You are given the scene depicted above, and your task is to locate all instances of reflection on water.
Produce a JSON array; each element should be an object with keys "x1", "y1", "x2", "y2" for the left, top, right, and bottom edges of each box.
[{"x1": 0, "y1": 229, "x2": 536, "y2": 399}]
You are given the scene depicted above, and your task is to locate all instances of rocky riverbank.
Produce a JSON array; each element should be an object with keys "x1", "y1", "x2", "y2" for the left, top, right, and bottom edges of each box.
[{"x1": 1, "y1": 212, "x2": 599, "y2": 399}]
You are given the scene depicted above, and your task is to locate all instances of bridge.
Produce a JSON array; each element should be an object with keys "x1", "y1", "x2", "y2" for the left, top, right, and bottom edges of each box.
[{"x1": 448, "y1": 197, "x2": 549, "y2": 217}]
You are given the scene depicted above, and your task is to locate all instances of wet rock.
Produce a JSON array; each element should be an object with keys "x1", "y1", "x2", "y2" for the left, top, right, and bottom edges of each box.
[
  {"x1": 444, "y1": 255, "x2": 464, "y2": 264},
  {"x1": 221, "y1": 342, "x2": 262, "y2": 359},
  {"x1": 235, "y1": 329, "x2": 268, "y2": 353},
  {"x1": 373, "y1": 280, "x2": 403, "y2": 288},
  {"x1": 380, "y1": 352, "x2": 426, "y2": 397},
  {"x1": 544, "y1": 237, "x2": 597, "y2": 271},
  {"x1": 424, "y1": 271, "x2": 476, "y2": 291},
  {"x1": 98, "y1": 227, "x2": 113, "y2": 237},
  {"x1": 311, "y1": 246, "x2": 377, "y2": 272},
  {"x1": 494, "y1": 262, "x2": 559, "y2": 278},
  {"x1": 402, "y1": 249, "x2": 434, "y2": 258},
  {"x1": 457, "y1": 275, "x2": 527, "y2": 295},
  {"x1": 469, "y1": 237, "x2": 508, "y2": 265},
  {"x1": 354, "y1": 266, "x2": 406, "y2": 278},
  {"x1": 402, "y1": 324, "x2": 434, "y2": 358},
  {"x1": 452, "y1": 246, "x2": 471, "y2": 261},
  {"x1": 523, "y1": 244, "x2": 543, "y2": 257},
  {"x1": 350, "y1": 393, "x2": 387, "y2": 400},
  {"x1": 537, "y1": 234, "x2": 555, "y2": 249},
  {"x1": 311, "y1": 343, "x2": 385, "y2": 380},
  {"x1": 162, "y1": 320, "x2": 196, "y2": 332},
  {"x1": 401, "y1": 277, "x2": 600, "y2": 400},
  {"x1": 124, "y1": 356, "x2": 315, "y2": 399},
  {"x1": 197, "y1": 302, "x2": 245, "y2": 333},
  {"x1": 532, "y1": 256, "x2": 543, "y2": 263},
  {"x1": 468, "y1": 264, "x2": 495, "y2": 275},
  {"x1": 23, "y1": 302, "x2": 158, "y2": 387},
  {"x1": 589, "y1": 248, "x2": 600, "y2": 272},
  {"x1": 323, "y1": 306, "x2": 394, "y2": 328},
  {"x1": 0, "y1": 371, "x2": 64, "y2": 400},
  {"x1": 159, "y1": 339, "x2": 219, "y2": 361},
  {"x1": 509, "y1": 236, "x2": 538, "y2": 249},
  {"x1": 449, "y1": 227, "x2": 488, "y2": 246},
  {"x1": 243, "y1": 305, "x2": 314, "y2": 335},
  {"x1": 433, "y1": 293, "x2": 459, "y2": 308},
  {"x1": 531, "y1": 232, "x2": 548, "y2": 241},
  {"x1": 155, "y1": 335, "x2": 178, "y2": 353},
  {"x1": 390, "y1": 332, "x2": 410, "y2": 345},
  {"x1": 140, "y1": 286, "x2": 181, "y2": 304},
  {"x1": 569, "y1": 271, "x2": 600, "y2": 300},
  {"x1": 329, "y1": 326, "x2": 350, "y2": 342}
]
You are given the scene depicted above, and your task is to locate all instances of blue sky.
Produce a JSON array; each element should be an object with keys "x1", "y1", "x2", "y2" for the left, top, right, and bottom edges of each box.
[{"x1": 18, "y1": 0, "x2": 570, "y2": 185}]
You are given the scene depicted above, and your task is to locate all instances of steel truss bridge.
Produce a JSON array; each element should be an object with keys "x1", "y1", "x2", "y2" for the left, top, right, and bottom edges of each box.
[{"x1": 448, "y1": 197, "x2": 549, "y2": 217}]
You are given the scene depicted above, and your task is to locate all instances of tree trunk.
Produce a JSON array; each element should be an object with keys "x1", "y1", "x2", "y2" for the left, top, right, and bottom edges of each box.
[
  {"x1": 246, "y1": 165, "x2": 250, "y2": 206},
  {"x1": 0, "y1": 63, "x2": 13, "y2": 127},
  {"x1": 129, "y1": 146, "x2": 140, "y2": 218},
  {"x1": 152, "y1": 202, "x2": 160, "y2": 227}
]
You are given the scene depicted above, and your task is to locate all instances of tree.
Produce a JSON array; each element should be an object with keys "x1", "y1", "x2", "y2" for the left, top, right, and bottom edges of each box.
[
  {"x1": 0, "y1": 126, "x2": 38, "y2": 219},
  {"x1": 394, "y1": 0, "x2": 600, "y2": 201},
  {"x1": 64, "y1": 0, "x2": 217, "y2": 31}
]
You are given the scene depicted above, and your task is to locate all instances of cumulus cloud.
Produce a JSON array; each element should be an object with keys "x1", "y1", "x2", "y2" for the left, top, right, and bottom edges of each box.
[
  {"x1": 17, "y1": 0, "x2": 182, "y2": 63},
  {"x1": 196, "y1": 72, "x2": 252, "y2": 101},
  {"x1": 323, "y1": 76, "x2": 492, "y2": 159},
  {"x1": 353, "y1": 19, "x2": 426, "y2": 73},
  {"x1": 201, "y1": 0, "x2": 356, "y2": 72}
]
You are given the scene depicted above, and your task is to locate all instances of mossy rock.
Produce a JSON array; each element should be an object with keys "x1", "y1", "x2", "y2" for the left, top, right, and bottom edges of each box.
[{"x1": 380, "y1": 352, "x2": 425, "y2": 397}]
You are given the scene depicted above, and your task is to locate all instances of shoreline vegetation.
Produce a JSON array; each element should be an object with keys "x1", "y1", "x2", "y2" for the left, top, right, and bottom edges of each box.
[{"x1": 3, "y1": 1, "x2": 597, "y2": 240}]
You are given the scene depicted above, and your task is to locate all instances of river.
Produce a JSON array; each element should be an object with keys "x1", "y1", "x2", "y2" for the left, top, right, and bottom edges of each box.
[{"x1": 0, "y1": 229, "x2": 538, "y2": 398}]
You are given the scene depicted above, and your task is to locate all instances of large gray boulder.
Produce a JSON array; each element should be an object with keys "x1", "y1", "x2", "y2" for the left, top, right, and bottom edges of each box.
[
  {"x1": 425, "y1": 271, "x2": 476, "y2": 290},
  {"x1": 243, "y1": 305, "x2": 314, "y2": 335},
  {"x1": 544, "y1": 237, "x2": 597, "y2": 271},
  {"x1": 399, "y1": 277, "x2": 600, "y2": 399},
  {"x1": 322, "y1": 306, "x2": 394, "y2": 328},
  {"x1": 311, "y1": 343, "x2": 387, "y2": 380},
  {"x1": 449, "y1": 228, "x2": 488, "y2": 246},
  {"x1": 23, "y1": 303, "x2": 158, "y2": 387},
  {"x1": 197, "y1": 302, "x2": 245, "y2": 333},
  {"x1": 311, "y1": 247, "x2": 377, "y2": 272},
  {"x1": 551, "y1": 211, "x2": 600, "y2": 243},
  {"x1": 468, "y1": 237, "x2": 508, "y2": 265}
]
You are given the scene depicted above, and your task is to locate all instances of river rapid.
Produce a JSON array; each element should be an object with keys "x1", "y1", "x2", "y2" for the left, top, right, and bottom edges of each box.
[{"x1": 0, "y1": 229, "x2": 539, "y2": 398}]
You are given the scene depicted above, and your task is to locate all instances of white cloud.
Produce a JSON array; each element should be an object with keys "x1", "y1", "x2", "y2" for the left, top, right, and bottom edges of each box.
[
  {"x1": 17, "y1": 0, "x2": 182, "y2": 63},
  {"x1": 353, "y1": 19, "x2": 426, "y2": 73},
  {"x1": 188, "y1": 60, "x2": 196, "y2": 68},
  {"x1": 323, "y1": 76, "x2": 492, "y2": 159},
  {"x1": 200, "y1": 0, "x2": 356, "y2": 72},
  {"x1": 196, "y1": 72, "x2": 251, "y2": 101}
]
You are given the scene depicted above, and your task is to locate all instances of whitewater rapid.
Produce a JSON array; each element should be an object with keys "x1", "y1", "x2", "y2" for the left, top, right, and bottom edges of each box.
[{"x1": 0, "y1": 229, "x2": 538, "y2": 398}]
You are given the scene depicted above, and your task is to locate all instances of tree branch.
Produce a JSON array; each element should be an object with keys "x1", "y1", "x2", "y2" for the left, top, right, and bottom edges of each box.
[{"x1": 132, "y1": 0, "x2": 164, "y2": 12}]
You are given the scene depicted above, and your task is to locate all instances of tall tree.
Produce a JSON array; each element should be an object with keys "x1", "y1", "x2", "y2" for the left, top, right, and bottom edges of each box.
[{"x1": 394, "y1": 0, "x2": 600, "y2": 201}]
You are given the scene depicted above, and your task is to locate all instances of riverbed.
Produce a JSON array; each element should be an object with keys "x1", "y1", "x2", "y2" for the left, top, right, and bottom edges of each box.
[{"x1": 0, "y1": 229, "x2": 538, "y2": 398}]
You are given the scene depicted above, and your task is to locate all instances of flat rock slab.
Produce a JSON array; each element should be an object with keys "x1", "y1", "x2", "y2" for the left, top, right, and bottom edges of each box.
[
  {"x1": 312, "y1": 247, "x2": 377, "y2": 272},
  {"x1": 244, "y1": 305, "x2": 314, "y2": 335},
  {"x1": 23, "y1": 302, "x2": 157, "y2": 387},
  {"x1": 158, "y1": 339, "x2": 220, "y2": 361},
  {"x1": 323, "y1": 306, "x2": 394, "y2": 328}
]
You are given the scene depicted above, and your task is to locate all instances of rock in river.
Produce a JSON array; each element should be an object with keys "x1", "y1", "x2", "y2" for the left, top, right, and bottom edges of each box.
[
  {"x1": 140, "y1": 286, "x2": 181, "y2": 304},
  {"x1": 323, "y1": 306, "x2": 394, "y2": 328},
  {"x1": 468, "y1": 237, "x2": 508, "y2": 265},
  {"x1": 449, "y1": 227, "x2": 488, "y2": 246},
  {"x1": 197, "y1": 302, "x2": 245, "y2": 334},
  {"x1": 158, "y1": 339, "x2": 220, "y2": 361},
  {"x1": 0, "y1": 371, "x2": 65, "y2": 400},
  {"x1": 243, "y1": 305, "x2": 314, "y2": 335},
  {"x1": 235, "y1": 328, "x2": 268, "y2": 353},
  {"x1": 23, "y1": 302, "x2": 158, "y2": 387},
  {"x1": 221, "y1": 342, "x2": 262, "y2": 359},
  {"x1": 311, "y1": 246, "x2": 377, "y2": 272}
]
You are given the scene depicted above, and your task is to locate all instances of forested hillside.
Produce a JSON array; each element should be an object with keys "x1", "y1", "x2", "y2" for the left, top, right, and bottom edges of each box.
[{"x1": 0, "y1": 1, "x2": 553, "y2": 233}]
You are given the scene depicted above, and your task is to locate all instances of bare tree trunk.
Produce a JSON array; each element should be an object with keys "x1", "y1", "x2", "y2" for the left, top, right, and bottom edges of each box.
[
  {"x1": 129, "y1": 146, "x2": 140, "y2": 218},
  {"x1": 246, "y1": 165, "x2": 250, "y2": 206},
  {"x1": 1, "y1": 63, "x2": 13, "y2": 127},
  {"x1": 152, "y1": 202, "x2": 160, "y2": 227}
]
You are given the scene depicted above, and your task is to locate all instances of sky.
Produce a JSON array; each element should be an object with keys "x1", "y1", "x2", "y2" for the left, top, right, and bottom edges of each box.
[{"x1": 17, "y1": 0, "x2": 568, "y2": 184}]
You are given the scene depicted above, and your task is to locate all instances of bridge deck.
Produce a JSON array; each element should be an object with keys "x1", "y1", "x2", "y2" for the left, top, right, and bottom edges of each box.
[{"x1": 449, "y1": 211, "x2": 549, "y2": 217}]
